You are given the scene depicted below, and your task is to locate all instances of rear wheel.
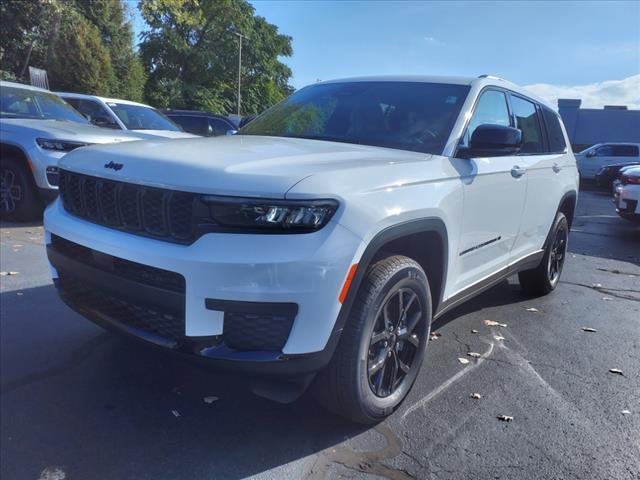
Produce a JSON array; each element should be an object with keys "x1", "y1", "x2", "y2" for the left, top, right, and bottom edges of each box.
[
  {"x1": 519, "y1": 212, "x2": 569, "y2": 296},
  {"x1": 0, "y1": 157, "x2": 42, "y2": 222},
  {"x1": 314, "y1": 255, "x2": 431, "y2": 425}
]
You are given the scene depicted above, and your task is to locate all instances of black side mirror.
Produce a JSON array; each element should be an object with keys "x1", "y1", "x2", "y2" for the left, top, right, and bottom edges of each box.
[{"x1": 461, "y1": 124, "x2": 522, "y2": 158}]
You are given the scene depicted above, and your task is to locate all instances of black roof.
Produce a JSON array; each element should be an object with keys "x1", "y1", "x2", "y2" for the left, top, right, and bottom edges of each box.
[{"x1": 163, "y1": 109, "x2": 231, "y2": 120}]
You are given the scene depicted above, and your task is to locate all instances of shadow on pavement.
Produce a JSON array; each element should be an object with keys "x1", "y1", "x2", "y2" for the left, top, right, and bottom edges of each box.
[{"x1": 0, "y1": 284, "x2": 367, "y2": 480}]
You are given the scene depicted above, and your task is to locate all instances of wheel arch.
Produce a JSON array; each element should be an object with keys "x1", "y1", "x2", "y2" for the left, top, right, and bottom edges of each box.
[
  {"x1": 341, "y1": 218, "x2": 449, "y2": 326},
  {"x1": 0, "y1": 142, "x2": 32, "y2": 171}
]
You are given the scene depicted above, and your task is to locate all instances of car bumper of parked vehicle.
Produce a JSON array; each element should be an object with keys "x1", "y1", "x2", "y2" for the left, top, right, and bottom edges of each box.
[
  {"x1": 43, "y1": 199, "x2": 363, "y2": 375},
  {"x1": 615, "y1": 184, "x2": 640, "y2": 221}
]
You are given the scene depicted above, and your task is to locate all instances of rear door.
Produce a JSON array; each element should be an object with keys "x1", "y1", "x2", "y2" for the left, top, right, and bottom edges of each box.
[
  {"x1": 507, "y1": 96, "x2": 566, "y2": 260},
  {"x1": 452, "y1": 89, "x2": 528, "y2": 293}
]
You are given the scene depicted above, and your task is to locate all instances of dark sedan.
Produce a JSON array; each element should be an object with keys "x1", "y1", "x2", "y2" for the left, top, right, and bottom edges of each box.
[{"x1": 163, "y1": 110, "x2": 237, "y2": 137}]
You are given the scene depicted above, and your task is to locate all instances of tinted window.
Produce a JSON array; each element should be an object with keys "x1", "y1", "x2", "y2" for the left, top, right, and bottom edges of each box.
[
  {"x1": 611, "y1": 145, "x2": 639, "y2": 157},
  {"x1": 511, "y1": 96, "x2": 543, "y2": 154},
  {"x1": 66, "y1": 98, "x2": 120, "y2": 129},
  {"x1": 169, "y1": 115, "x2": 208, "y2": 135},
  {"x1": 541, "y1": 107, "x2": 566, "y2": 153},
  {"x1": 109, "y1": 103, "x2": 181, "y2": 131},
  {"x1": 0, "y1": 86, "x2": 88, "y2": 123},
  {"x1": 460, "y1": 90, "x2": 511, "y2": 148},
  {"x1": 241, "y1": 82, "x2": 470, "y2": 155},
  {"x1": 209, "y1": 118, "x2": 233, "y2": 136},
  {"x1": 595, "y1": 145, "x2": 615, "y2": 156}
]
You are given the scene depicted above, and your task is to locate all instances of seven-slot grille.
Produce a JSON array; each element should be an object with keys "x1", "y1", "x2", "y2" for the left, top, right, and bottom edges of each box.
[{"x1": 59, "y1": 170, "x2": 197, "y2": 244}]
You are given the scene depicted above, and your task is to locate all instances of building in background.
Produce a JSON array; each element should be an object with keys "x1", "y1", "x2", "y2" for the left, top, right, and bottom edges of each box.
[{"x1": 558, "y1": 99, "x2": 640, "y2": 152}]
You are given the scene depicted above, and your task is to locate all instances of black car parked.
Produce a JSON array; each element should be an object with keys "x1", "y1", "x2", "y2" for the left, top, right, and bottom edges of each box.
[
  {"x1": 595, "y1": 161, "x2": 640, "y2": 190},
  {"x1": 163, "y1": 110, "x2": 237, "y2": 137}
]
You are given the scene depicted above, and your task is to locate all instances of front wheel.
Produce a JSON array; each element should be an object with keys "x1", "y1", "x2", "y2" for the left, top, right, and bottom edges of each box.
[
  {"x1": 519, "y1": 212, "x2": 569, "y2": 296},
  {"x1": 314, "y1": 255, "x2": 431, "y2": 425},
  {"x1": 0, "y1": 157, "x2": 42, "y2": 221}
]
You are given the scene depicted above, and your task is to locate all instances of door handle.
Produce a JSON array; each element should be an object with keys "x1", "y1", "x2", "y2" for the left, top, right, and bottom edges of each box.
[
  {"x1": 511, "y1": 166, "x2": 526, "y2": 178},
  {"x1": 552, "y1": 163, "x2": 562, "y2": 173}
]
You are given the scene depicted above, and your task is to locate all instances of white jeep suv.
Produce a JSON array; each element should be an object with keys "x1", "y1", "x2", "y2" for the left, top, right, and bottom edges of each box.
[
  {"x1": 0, "y1": 81, "x2": 142, "y2": 220},
  {"x1": 44, "y1": 76, "x2": 578, "y2": 424}
]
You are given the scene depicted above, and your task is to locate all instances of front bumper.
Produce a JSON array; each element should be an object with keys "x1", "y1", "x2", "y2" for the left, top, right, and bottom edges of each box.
[{"x1": 44, "y1": 199, "x2": 363, "y2": 373}]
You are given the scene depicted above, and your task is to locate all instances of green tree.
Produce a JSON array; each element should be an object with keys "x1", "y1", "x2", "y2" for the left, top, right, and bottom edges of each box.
[
  {"x1": 138, "y1": 0, "x2": 293, "y2": 114},
  {"x1": 0, "y1": 0, "x2": 144, "y2": 100}
]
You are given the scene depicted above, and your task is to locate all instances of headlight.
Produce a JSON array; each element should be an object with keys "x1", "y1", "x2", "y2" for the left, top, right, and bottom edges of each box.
[
  {"x1": 36, "y1": 138, "x2": 89, "y2": 152},
  {"x1": 200, "y1": 196, "x2": 339, "y2": 233}
]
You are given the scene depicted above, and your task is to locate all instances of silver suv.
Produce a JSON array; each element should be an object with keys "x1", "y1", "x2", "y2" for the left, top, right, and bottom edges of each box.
[{"x1": 0, "y1": 81, "x2": 141, "y2": 220}]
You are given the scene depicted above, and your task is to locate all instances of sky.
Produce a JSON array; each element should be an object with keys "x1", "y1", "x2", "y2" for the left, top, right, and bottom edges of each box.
[{"x1": 131, "y1": 0, "x2": 640, "y2": 109}]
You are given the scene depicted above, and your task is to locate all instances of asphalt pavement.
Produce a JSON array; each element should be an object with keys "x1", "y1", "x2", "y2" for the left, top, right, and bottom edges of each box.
[{"x1": 1, "y1": 189, "x2": 639, "y2": 480}]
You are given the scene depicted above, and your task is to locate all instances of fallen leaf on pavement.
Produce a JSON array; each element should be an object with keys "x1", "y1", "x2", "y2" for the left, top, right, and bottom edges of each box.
[
  {"x1": 497, "y1": 415, "x2": 514, "y2": 422},
  {"x1": 467, "y1": 352, "x2": 481, "y2": 358},
  {"x1": 37, "y1": 466, "x2": 66, "y2": 480},
  {"x1": 525, "y1": 307, "x2": 539, "y2": 312},
  {"x1": 0, "y1": 271, "x2": 19, "y2": 276},
  {"x1": 621, "y1": 409, "x2": 631, "y2": 415},
  {"x1": 592, "y1": 283, "x2": 602, "y2": 288},
  {"x1": 458, "y1": 357, "x2": 470, "y2": 365},
  {"x1": 582, "y1": 327, "x2": 597, "y2": 333},
  {"x1": 484, "y1": 320, "x2": 507, "y2": 327},
  {"x1": 471, "y1": 329, "x2": 478, "y2": 333},
  {"x1": 609, "y1": 368, "x2": 624, "y2": 376},
  {"x1": 171, "y1": 410, "x2": 181, "y2": 417},
  {"x1": 494, "y1": 335, "x2": 505, "y2": 341},
  {"x1": 602, "y1": 296, "x2": 613, "y2": 301},
  {"x1": 203, "y1": 396, "x2": 219, "y2": 404},
  {"x1": 470, "y1": 393, "x2": 482, "y2": 399}
]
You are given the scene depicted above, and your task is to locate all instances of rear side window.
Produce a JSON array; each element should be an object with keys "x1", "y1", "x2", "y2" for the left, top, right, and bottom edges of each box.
[
  {"x1": 611, "y1": 145, "x2": 639, "y2": 157},
  {"x1": 170, "y1": 115, "x2": 208, "y2": 136},
  {"x1": 510, "y1": 95, "x2": 543, "y2": 154},
  {"x1": 541, "y1": 107, "x2": 567, "y2": 153},
  {"x1": 209, "y1": 118, "x2": 233, "y2": 136}
]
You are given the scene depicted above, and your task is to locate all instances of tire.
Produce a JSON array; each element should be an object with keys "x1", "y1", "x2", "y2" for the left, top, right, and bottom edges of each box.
[
  {"x1": 518, "y1": 212, "x2": 569, "y2": 296},
  {"x1": 0, "y1": 156, "x2": 42, "y2": 222},
  {"x1": 314, "y1": 255, "x2": 432, "y2": 425}
]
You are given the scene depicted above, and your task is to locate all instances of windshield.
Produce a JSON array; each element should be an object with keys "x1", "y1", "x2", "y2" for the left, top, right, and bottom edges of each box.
[
  {"x1": 240, "y1": 81, "x2": 470, "y2": 154},
  {"x1": 108, "y1": 103, "x2": 181, "y2": 131},
  {"x1": 0, "y1": 85, "x2": 89, "y2": 123}
]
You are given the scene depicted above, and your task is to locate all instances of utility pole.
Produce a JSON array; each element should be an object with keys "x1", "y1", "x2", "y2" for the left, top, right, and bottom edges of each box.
[{"x1": 233, "y1": 31, "x2": 248, "y2": 116}]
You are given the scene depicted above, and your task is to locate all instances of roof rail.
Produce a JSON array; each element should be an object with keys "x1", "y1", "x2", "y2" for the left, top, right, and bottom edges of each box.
[{"x1": 478, "y1": 74, "x2": 504, "y2": 81}]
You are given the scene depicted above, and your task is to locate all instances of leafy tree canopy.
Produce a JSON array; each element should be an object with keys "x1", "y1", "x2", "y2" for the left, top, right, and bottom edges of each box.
[
  {"x1": 138, "y1": 0, "x2": 293, "y2": 115},
  {"x1": 0, "y1": 0, "x2": 145, "y2": 101}
]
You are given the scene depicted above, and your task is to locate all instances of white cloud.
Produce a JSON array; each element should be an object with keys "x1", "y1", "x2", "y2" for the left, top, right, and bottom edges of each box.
[
  {"x1": 423, "y1": 36, "x2": 443, "y2": 46},
  {"x1": 524, "y1": 75, "x2": 640, "y2": 110}
]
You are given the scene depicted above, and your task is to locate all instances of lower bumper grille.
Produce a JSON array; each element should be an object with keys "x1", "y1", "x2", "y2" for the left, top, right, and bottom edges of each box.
[{"x1": 49, "y1": 235, "x2": 298, "y2": 353}]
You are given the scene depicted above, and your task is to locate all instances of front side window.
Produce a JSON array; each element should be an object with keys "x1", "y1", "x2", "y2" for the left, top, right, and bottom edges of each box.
[
  {"x1": 241, "y1": 81, "x2": 470, "y2": 155},
  {"x1": 0, "y1": 86, "x2": 88, "y2": 123},
  {"x1": 511, "y1": 96, "x2": 543, "y2": 154},
  {"x1": 460, "y1": 90, "x2": 511, "y2": 148},
  {"x1": 66, "y1": 98, "x2": 120, "y2": 129},
  {"x1": 209, "y1": 118, "x2": 233, "y2": 136},
  {"x1": 108, "y1": 103, "x2": 181, "y2": 131},
  {"x1": 595, "y1": 145, "x2": 615, "y2": 157}
]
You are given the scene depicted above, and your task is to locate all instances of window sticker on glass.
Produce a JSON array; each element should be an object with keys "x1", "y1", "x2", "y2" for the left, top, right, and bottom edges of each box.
[{"x1": 445, "y1": 96, "x2": 458, "y2": 104}]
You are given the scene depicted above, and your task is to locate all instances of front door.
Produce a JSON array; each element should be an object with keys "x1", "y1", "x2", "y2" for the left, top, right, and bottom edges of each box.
[{"x1": 451, "y1": 89, "x2": 527, "y2": 294}]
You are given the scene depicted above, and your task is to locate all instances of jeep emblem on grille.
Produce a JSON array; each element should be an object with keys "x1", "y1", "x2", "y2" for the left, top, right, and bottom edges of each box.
[{"x1": 104, "y1": 161, "x2": 123, "y2": 171}]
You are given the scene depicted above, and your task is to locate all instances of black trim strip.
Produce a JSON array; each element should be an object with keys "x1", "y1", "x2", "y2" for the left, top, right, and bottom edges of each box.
[
  {"x1": 460, "y1": 236, "x2": 502, "y2": 256},
  {"x1": 435, "y1": 249, "x2": 544, "y2": 319},
  {"x1": 47, "y1": 246, "x2": 184, "y2": 311},
  {"x1": 205, "y1": 299, "x2": 298, "y2": 317}
]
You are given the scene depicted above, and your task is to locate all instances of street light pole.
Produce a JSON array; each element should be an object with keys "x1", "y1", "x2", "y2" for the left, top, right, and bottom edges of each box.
[{"x1": 234, "y1": 31, "x2": 247, "y2": 117}]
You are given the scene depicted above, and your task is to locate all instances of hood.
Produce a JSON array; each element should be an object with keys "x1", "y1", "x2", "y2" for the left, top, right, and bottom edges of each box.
[
  {"x1": 0, "y1": 118, "x2": 140, "y2": 144},
  {"x1": 128, "y1": 129, "x2": 199, "y2": 139},
  {"x1": 59, "y1": 134, "x2": 427, "y2": 197}
]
